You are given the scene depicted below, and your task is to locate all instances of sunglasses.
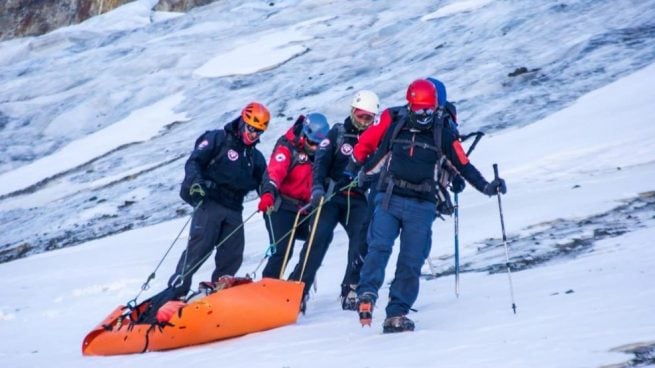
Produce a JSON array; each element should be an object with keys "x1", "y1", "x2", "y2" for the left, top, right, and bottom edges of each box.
[{"x1": 245, "y1": 124, "x2": 265, "y2": 134}]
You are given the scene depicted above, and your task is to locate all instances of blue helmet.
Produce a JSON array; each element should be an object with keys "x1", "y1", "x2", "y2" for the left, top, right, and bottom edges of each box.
[
  {"x1": 302, "y1": 112, "x2": 330, "y2": 144},
  {"x1": 427, "y1": 77, "x2": 447, "y2": 108}
]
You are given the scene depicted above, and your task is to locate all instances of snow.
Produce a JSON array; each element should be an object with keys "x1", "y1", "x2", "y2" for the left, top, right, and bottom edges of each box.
[
  {"x1": 1, "y1": 46, "x2": 655, "y2": 368},
  {"x1": 193, "y1": 28, "x2": 311, "y2": 78},
  {"x1": 2, "y1": 0, "x2": 655, "y2": 260},
  {"x1": 421, "y1": 0, "x2": 494, "y2": 21},
  {"x1": 0, "y1": 93, "x2": 188, "y2": 197},
  {"x1": 1, "y1": 0, "x2": 655, "y2": 367}
]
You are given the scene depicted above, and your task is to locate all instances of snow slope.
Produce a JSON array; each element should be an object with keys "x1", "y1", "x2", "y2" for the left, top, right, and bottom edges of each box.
[
  {"x1": 2, "y1": 0, "x2": 655, "y2": 262},
  {"x1": 1, "y1": 50, "x2": 654, "y2": 368}
]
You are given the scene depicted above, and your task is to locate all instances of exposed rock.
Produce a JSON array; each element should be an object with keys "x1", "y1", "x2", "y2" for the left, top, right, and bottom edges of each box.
[
  {"x1": 0, "y1": 0, "x2": 218, "y2": 41},
  {"x1": 155, "y1": 0, "x2": 215, "y2": 12}
]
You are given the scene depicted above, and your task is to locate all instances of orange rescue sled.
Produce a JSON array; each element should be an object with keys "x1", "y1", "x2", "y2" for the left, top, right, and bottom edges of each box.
[{"x1": 82, "y1": 278, "x2": 304, "y2": 356}]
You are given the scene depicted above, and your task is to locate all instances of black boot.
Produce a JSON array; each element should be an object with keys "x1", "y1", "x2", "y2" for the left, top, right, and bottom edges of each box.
[
  {"x1": 382, "y1": 315, "x2": 415, "y2": 333},
  {"x1": 299, "y1": 294, "x2": 309, "y2": 315}
]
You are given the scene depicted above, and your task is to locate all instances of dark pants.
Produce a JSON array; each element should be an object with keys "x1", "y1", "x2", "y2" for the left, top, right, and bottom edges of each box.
[
  {"x1": 262, "y1": 207, "x2": 310, "y2": 279},
  {"x1": 167, "y1": 200, "x2": 244, "y2": 298},
  {"x1": 357, "y1": 193, "x2": 436, "y2": 318},
  {"x1": 288, "y1": 193, "x2": 369, "y2": 297}
]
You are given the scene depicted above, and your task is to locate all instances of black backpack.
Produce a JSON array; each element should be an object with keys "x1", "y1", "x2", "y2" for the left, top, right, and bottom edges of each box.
[{"x1": 376, "y1": 107, "x2": 457, "y2": 215}]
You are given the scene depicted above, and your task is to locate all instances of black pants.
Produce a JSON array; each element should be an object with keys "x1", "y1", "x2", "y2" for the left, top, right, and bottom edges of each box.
[
  {"x1": 167, "y1": 200, "x2": 245, "y2": 298},
  {"x1": 288, "y1": 193, "x2": 369, "y2": 297},
  {"x1": 261, "y1": 207, "x2": 311, "y2": 279}
]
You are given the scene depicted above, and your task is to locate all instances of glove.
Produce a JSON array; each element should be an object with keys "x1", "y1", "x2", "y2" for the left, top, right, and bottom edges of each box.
[
  {"x1": 450, "y1": 175, "x2": 466, "y2": 194},
  {"x1": 343, "y1": 157, "x2": 362, "y2": 181},
  {"x1": 310, "y1": 186, "x2": 325, "y2": 208},
  {"x1": 483, "y1": 177, "x2": 507, "y2": 196},
  {"x1": 189, "y1": 182, "x2": 207, "y2": 205},
  {"x1": 258, "y1": 192, "x2": 275, "y2": 212},
  {"x1": 156, "y1": 300, "x2": 186, "y2": 324}
]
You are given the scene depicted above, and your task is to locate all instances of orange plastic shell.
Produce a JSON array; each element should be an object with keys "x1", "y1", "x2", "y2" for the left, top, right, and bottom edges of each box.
[{"x1": 82, "y1": 278, "x2": 303, "y2": 356}]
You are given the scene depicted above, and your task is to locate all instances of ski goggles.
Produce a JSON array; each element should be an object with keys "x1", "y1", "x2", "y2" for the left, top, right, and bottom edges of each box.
[
  {"x1": 412, "y1": 108, "x2": 435, "y2": 116},
  {"x1": 353, "y1": 108, "x2": 376, "y2": 124}
]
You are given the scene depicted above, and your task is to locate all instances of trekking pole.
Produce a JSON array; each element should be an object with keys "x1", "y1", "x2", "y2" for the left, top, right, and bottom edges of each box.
[
  {"x1": 251, "y1": 180, "x2": 359, "y2": 277},
  {"x1": 453, "y1": 131, "x2": 485, "y2": 297},
  {"x1": 453, "y1": 194, "x2": 460, "y2": 297},
  {"x1": 278, "y1": 203, "x2": 312, "y2": 278},
  {"x1": 299, "y1": 197, "x2": 325, "y2": 281},
  {"x1": 493, "y1": 163, "x2": 517, "y2": 314},
  {"x1": 127, "y1": 201, "x2": 202, "y2": 306}
]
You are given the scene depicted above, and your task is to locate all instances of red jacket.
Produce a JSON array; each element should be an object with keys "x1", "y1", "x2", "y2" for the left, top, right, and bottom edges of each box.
[{"x1": 263, "y1": 125, "x2": 313, "y2": 206}]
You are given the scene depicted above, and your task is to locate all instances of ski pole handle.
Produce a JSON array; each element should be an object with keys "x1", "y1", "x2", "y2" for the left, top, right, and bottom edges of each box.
[{"x1": 493, "y1": 163, "x2": 499, "y2": 180}]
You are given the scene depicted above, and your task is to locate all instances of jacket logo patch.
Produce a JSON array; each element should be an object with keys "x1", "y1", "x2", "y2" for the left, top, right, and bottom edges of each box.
[
  {"x1": 275, "y1": 153, "x2": 286, "y2": 162},
  {"x1": 197, "y1": 139, "x2": 209, "y2": 150},
  {"x1": 319, "y1": 138, "x2": 330, "y2": 148},
  {"x1": 298, "y1": 152, "x2": 308, "y2": 163},
  {"x1": 227, "y1": 149, "x2": 239, "y2": 161},
  {"x1": 340, "y1": 143, "x2": 353, "y2": 155}
]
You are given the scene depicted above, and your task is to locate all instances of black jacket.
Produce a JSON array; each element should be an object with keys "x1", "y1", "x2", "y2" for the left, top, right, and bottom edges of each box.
[
  {"x1": 183, "y1": 118, "x2": 267, "y2": 210},
  {"x1": 313, "y1": 117, "x2": 366, "y2": 196},
  {"x1": 364, "y1": 106, "x2": 487, "y2": 202}
]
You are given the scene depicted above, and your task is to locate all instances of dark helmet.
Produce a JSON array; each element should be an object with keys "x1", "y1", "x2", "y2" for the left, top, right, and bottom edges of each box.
[
  {"x1": 426, "y1": 77, "x2": 447, "y2": 108},
  {"x1": 302, "y1": 112, "x2": 330, "y2": 144}
]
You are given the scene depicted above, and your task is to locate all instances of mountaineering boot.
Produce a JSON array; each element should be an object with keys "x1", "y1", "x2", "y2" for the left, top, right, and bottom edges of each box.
[
  {"x1": 382, "y1": 315, "x2": 415, "y2": 333},
  {"x1": 199, "y1": 275, "x2": 253, "y2": 295},
  {"x1": 198, "y1": 281, "x2": 217, "y2": 295},
  {"x1": 357, "y1": 292, "x2": 375, "y2": 327},
  {"x1": 341, "y1": 284, "x2": 358, "y2": 311},
  {"x1": 299, "y1": 294, "x2": 309, "y2": 315}
]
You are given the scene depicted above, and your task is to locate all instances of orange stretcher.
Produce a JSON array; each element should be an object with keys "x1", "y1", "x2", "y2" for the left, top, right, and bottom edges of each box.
[{"x1": 82, "y1": 278, "x2": 304, "y2": 356}]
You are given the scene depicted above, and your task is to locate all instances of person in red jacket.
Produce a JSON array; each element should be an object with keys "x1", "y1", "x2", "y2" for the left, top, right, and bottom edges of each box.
[
  {"x1": 258, "y1": 113, "x2": 330, "y2": 281},
  {"x1": 348, "y1": 79, "x2": 507, "y2": 333}
]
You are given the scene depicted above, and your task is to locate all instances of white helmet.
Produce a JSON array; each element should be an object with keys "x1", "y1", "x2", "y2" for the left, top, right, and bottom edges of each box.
[{"x1": 350, "y1": 90, "x2": 380, "y2": 115}]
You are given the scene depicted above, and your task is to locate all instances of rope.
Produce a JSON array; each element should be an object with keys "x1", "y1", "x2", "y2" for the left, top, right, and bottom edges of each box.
[
  {"x1": 173, "y1": 209, "x2": 259, "y2": 285},
  {"x1": 251, "y1": 179, "x2": 359, "y2": 276},
  {"x1": 127, "y1": 201, "x2": 202, "y2": 305}
]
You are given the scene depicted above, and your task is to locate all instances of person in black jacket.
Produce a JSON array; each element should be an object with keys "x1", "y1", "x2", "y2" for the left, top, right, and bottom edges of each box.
[
  {"x1": 141, "y1": 103, "x2": 269, "y2": 322},
  {"x1": 349, "y1": 80, "x2": 506, "y2": 333},
  {"x1": 287, "y1": 91, "x2": 380, "y2": 312}
]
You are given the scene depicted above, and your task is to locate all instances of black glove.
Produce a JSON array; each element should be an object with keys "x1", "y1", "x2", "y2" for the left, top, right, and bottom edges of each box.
[
  {"x1": 310, "y1": 186, "x2": 325, "y2": 208},
  {"x1": 343, "y1": 157, "x2": 362, "y2": 181},
  {"x1": 450, "y1": 175, "x2": 466, "y2": 194},
  {"x1": 483, "y1": 177, "x2": 507, "y2": 196},
  {"x1": 189, "y1": 182, "x2": 207, "y2": 205}
]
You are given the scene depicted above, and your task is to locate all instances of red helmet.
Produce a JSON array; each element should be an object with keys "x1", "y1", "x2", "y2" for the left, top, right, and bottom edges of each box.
[{"x1": 406, "y1": 79, "x2": 437, "y2": 111}]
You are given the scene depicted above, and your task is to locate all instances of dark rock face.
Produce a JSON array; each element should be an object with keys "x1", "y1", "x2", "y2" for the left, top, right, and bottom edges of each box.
[{"x1": 0, "y1": 0, "x2": 216, "y2": 41}]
